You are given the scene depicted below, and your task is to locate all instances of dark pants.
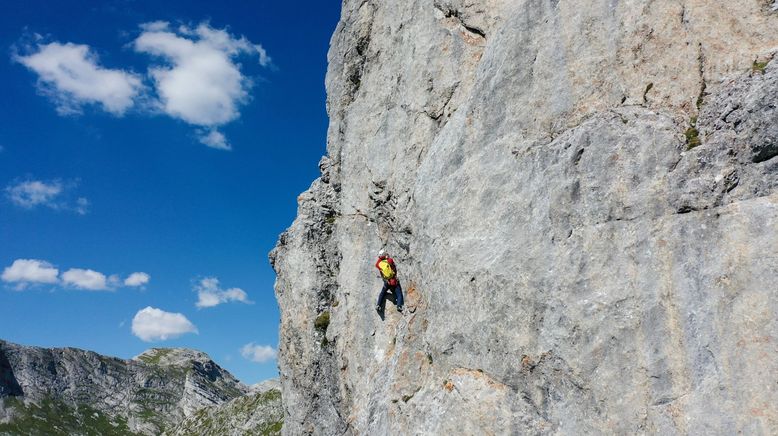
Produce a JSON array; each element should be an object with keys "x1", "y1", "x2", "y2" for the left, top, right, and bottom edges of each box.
[{"x1": 377, "y1": 281, "x2": 404, "y2": 308}]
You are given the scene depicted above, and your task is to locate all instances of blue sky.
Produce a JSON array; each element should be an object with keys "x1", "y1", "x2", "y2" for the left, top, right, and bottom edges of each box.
[{"x1": 0, "y1": 0, "x2": 342, "y2": 384}]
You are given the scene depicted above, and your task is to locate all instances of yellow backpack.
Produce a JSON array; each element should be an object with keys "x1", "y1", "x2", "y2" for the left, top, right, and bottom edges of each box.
[{"x1": 378, "y1": 259, "x2": 395, "y2": 280}]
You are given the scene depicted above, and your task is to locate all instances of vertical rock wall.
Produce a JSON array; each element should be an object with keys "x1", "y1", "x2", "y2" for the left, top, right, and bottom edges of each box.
[{"x1": 272, "y1": 1, "x2": 778, "y2": 434}]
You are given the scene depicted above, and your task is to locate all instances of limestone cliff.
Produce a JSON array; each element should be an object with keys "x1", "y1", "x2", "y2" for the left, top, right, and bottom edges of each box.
[{"x1": 272, "y1": 0, "x2": 778, "y2": 434}]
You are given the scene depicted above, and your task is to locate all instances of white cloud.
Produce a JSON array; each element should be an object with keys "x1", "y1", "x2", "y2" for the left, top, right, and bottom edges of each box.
[
  {"x1": 140, "y1": 21, "x2": 170, "y2": 32},
  {"x1": 132, "y1": 306, "x2": 198, "y2": 342},
  {"x1": 75, "y1": 197, "x2": 90, "y2": 215},
  {"x1": 254, "y1": 44, "x2": 271, "y2": 67},
  {"x1": 240, "y1": 343, "x2": 276, "y2": 363},
  {"x1": 13, "y1": 23, "x2": 270, "y2": 149},
  {"x1": 197, "y1": 129, "x2": 230, "y2": 150},
  {"x1": 108, "y1": 274, "x2": 121, "y2": 287},
  {"x1": 5, "y1": 179, "x2": 89, "y2": 214},
  {"x1": 124, "y1": 272, "x2": 150, "y2": 287},
  {"x1": 61, "y1": 268, "x2": 110, "y2": 291},
  {"x1": 1, "y1": 259, "x2": 146, "y2": 292},
  {"x1": 194, "y1": 277, "x2": 252, "y2": 308},
  {"x1": 133, "y1": 22, "x2": 270, "y2": 148},
  {"x1": 15, "y1": 42, "x2": 142, "y2": 115},
  {"x1": 1, "y1": 259, "x2": 59, "y2": 286},
  {"x1": 6, "y1": 180, "x2": 62, "y2": 208}
]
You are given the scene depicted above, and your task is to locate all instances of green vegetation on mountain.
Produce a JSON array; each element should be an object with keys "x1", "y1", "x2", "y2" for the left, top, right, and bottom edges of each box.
[{"x1": 0, "y1": 397, "x2": 140, "y2": 436}]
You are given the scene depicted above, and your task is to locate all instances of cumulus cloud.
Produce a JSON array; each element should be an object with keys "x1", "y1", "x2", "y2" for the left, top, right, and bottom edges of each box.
[
  {"x1": 132, "y1": 306, "x2": 198, "y2": 342},
  {"x1": 15, "y1": 42, "x2": 142, "y2": 115},
  {"x1": 131, "y1": 307, "x2": 198, "y2": 341},
  {"x1": 1, "y1": 259, "x2": 59, "y2": 287},
  {"x1": 61, "y1": 268, "x2": 111, "y2": 291},
  {"x1": 194, "y1": 277, "x2": 251, "y2": 308},
  {"x1": 240, "y1": 343, "x2": 276, "y2": 363},
  {"x1": 133, "y1": 22, "x2": 270, "y2": 149},
  {"x1": 5, "y1": 179, "x2": 89, "y2": 214},
  {"x1": 197, "y1": 129, "x2": 230, "y2": 150},
  {"x1": 124, "y1": 272, "x2": 150, "y2": 287},
  {"x1": 6, "y1": 180, "x2": 62, "y2": 208},
  {"x1": 2, "y1": 258, "x2": 147, "y2": 292},
  {"x1": 14, "y1": 22, "x2": 270, "y2": 149}
]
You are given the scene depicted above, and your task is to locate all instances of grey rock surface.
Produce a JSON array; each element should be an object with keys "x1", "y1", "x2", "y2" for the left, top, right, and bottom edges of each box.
[
  {"x1": 272, "y1": 1, "x2": 778, "y2": 434},
  {"x1": 0, "y1": 340, "x2": 259, "y2": 435},
  {"x1": 167, "y1": 382, "x2": 283, "y2": 436},
  {"x1": 248, "y1": 378, "x2": 282, "y2": 394}
]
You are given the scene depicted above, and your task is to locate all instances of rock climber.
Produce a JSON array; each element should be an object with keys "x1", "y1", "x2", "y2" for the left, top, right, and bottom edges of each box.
[{"x1": 375, "y1": 249, "x2": 404, "y2": 313}]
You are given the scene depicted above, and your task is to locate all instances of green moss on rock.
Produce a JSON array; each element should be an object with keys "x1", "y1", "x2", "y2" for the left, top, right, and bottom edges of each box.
[
  {"x1": 753, "y1": 59, "x2": 770, "y2": 74},
  {"x1": 314, "y1": 311, "x2": 330, "y2": 332}
]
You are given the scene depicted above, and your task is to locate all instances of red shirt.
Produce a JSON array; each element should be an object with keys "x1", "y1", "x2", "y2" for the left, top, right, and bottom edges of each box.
[{"x1": 375, "y1": 256, "x2": 396, "y2": 274}]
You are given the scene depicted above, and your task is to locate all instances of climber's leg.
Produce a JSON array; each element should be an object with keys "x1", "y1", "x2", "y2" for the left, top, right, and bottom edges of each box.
[
  {"x1": 376, "y1": 282, "x2": 389, "y2": 311},
  {"x1": 394, "y1": 282, "x2": 404, "y2": 311}
]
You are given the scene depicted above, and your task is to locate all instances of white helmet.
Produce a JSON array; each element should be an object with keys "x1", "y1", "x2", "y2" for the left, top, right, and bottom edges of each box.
[{"x1": 378, "y1": 249, "x2": 388, "y2": 258}]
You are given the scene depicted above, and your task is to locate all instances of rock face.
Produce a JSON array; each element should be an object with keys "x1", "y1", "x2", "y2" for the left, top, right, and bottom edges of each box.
[
  {"x1": 271, "y1": 1, "x2": 778, "y2": 434},
  {"x1": 169, "y1": 380, "x2": 283, "y2": 436},
  {"x1": 0, "y1": 340, "x2": 281, "y2": 435}
]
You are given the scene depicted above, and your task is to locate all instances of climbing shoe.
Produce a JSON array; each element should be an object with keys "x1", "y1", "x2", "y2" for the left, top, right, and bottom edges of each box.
[
  {"x1": 375, "y1": 304, "x2": 382, "y2": 313},
  {"x1": 397, "y1": 306, "x2": 404, "y2": 313}
]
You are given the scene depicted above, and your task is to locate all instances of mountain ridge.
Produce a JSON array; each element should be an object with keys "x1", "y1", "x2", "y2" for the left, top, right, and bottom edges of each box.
[{"x1": 0, "y1": 339, "x2": 282, "y2": 435}]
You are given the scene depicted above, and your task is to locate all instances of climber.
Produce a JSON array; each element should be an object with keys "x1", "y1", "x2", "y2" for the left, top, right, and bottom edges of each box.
[{"x1": 375, "y1": 249, "x2": 404, "y2": 313}]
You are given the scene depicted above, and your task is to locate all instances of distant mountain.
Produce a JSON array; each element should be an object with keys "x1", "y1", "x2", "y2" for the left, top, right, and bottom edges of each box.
[
  {"x1": 168, "y1": 379, "x2": 283, "y2": 436},
  {"x1": 0, "y1": 340, "x2": 282, "y2": 435}
]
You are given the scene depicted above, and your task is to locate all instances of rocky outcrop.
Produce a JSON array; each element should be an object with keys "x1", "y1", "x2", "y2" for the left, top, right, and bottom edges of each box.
[
  {"x1": 168, "y1": 380, "x2": 283, "y2": 436},
  {"x1": 272, "y1": 1, "x2": 778, "y2": 434},
  {"x1": 0, "y1": 340, "x2": 280, "y2": 435}
]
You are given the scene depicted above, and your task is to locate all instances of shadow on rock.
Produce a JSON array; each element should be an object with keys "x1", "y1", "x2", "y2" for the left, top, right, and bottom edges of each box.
[{"x1": 0, "y1": 348, "x2": 23, "y2": 397}]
